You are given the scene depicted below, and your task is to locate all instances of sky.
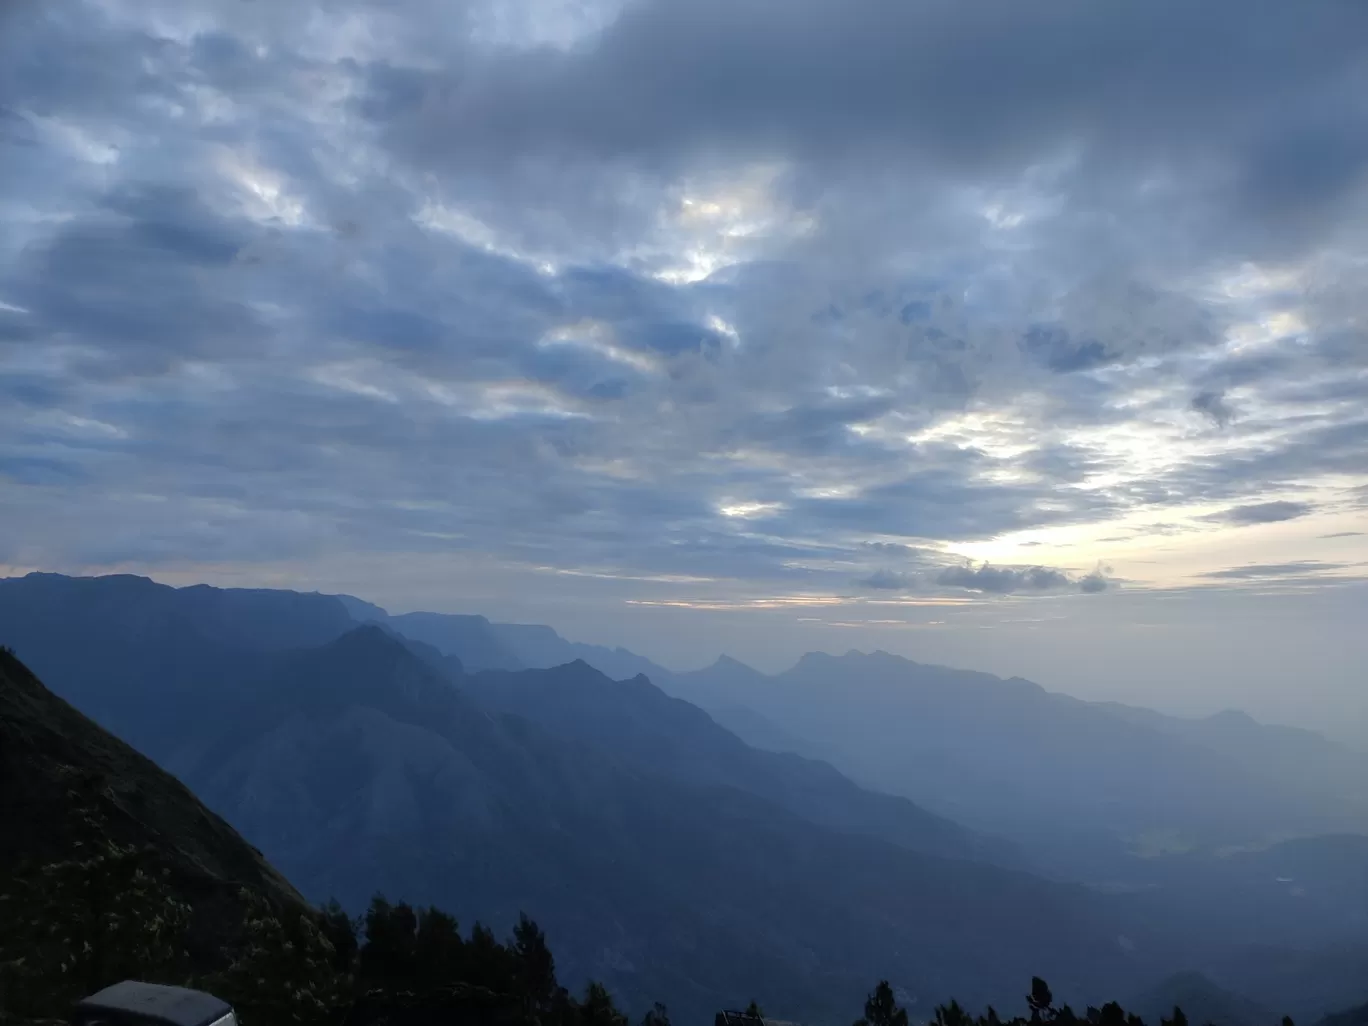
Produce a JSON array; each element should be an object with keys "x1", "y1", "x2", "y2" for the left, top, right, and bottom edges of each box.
[{"x1": 1, "y1": 0, "x2": 1366, "y2": 738}]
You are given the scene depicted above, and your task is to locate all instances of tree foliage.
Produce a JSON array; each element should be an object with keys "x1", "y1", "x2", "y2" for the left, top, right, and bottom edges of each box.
[
  {"x1": 0, "y1": 798, "x2": 192, "y2": 1022},
  {"x1": 0, "y1": 858, "x2": 624, "y2": 1026},
  {"x1": 0, "y1": 830, "x2": 1308, "y2": 1026}
]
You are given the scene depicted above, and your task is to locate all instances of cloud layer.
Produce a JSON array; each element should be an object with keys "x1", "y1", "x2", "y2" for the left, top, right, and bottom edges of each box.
[{"x1": 0, "y1": 0, "x2": 1365, "y2": 620}]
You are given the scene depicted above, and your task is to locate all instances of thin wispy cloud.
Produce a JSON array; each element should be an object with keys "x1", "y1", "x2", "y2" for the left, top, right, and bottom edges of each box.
[
  {"x1": 1201, "y1": 501, "x2": 1316, "y2": 526},
  {"x1": 1199, "y1": 561, "x2": 1349, "y2": 580}
]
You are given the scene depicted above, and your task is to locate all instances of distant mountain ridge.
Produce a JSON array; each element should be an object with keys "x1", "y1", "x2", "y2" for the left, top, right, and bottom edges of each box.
[
  {"x1": 3, "y1": 572, "x2": 1366, "y2": 1023},
  {"x1": 654, "y1": 648, "x2": 1368, "y2": 875},
  {"x1": 336, "y1": 595, "x2": 673, "y2": 681},
  {"x1": 459, "y1": 660, "x2": 1019, "y2": 867},
  {"x1": 1127, "y1": 972, "x2": 1275, "y2": 1026},
  {"x1": 0, "y1": 573, "x2": 1170, "y2": 1021}
]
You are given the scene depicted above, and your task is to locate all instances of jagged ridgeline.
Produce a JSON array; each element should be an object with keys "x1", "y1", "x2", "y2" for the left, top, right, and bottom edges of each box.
[{"x1": 1, "y1": 646, "x2": 1360, "y2": 1026}]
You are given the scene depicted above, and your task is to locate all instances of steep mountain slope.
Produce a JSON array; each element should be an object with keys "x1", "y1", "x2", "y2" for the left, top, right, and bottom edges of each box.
[
  {"x1": 1318, "y1": 1002, "x2": 1368, "y2": 1026},
  {"x1": 484, "y1": 623, "x2": 673, "y2": 681},
  {"x1": 382, "y1": 611, "x2": 527, "y2": 671},
  {"x1": 659, "y1": 650, "x2": 1367, "y2": 869},
  {"x1": 0, "y1": 646, "x2": 312, "y2": 1002},
  {"x1": 4, "y1": 572, "x2": 1363, "y2": 1022},
  {"x1": 1203, "y1": 940, "x2": 1368, "y2": 1025},
  {"x1": 459, "y1": 660, "x2": 1019, "y2": 866},
  {"x1": 705, "y1": 702, "x2": 823, "y2": 758},
  {"x1": 1088, "y1": 702, "x2": 1368, "y2": 823},
  {"x1": 1127, "y1": 972, "x2": 1273, "y2": 1026},
  {"x1": 2, "y1": 610, "x2": 1169, "y2": 1023},
  {"x1": 189, "y1": 630, "x2": 1163, "y2": 1023}
]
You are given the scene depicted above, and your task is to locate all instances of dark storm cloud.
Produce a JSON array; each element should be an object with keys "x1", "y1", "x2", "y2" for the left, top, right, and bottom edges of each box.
[{"x1": 1202, "y1": 501, "x2": 1316, "y2": 526}]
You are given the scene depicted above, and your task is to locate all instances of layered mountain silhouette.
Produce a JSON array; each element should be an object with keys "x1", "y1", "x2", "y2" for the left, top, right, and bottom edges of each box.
[
  {"x1": 0, "y1": 576, "x2": 1164, "y2": 1020},
  {"x1": 457, "y1": 660, "x2": 1018, "y2": 866},
  {"x1": 3, "y1": 572, "x2": 1366, "y2": 1024},
  {"x1": 656, "y1": 650, "x2": 1368, "y2": 876},
  {"x1": 1319, "y1": 1002, "x2": 1368, "y2": 1026},
  {"x1": 340, "y1": 599, "x2": 1367, "y2": 877},
  {"x1": 345, "y1": 601, "x2": 671, "y2": 681},
  {"x1": 1127, "y1": 972, "x2": 1275, "y2": 1026}
]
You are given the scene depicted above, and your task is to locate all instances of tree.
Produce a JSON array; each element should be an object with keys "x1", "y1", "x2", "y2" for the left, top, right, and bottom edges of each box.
[
  {"x1": 1028, "y1": 978, "x2": 1056, "y2": 1024},
  {"x1": 579, "y1": 981, "x2": 627, "y2": 1026},
  {"x1": 747, "y1": 1002, "x2": 766, "y2": 1019},
  {"x1": 359, "y1": 897, "x2": 419, "y2": 986},
  {"x1": 932, "y1": 999, "x2": 974, "y2": 1026},
  {"x1": 319, "y1": 900, "x2": 360, "y2": 974},
  {"x1": 203, "y1": 887, "x2": 349, "y2": 1026},
  {"x1": 413, "y1": 906, "x2": 463, "y2": 988},
  {"x1": 640, "y1": 1002, "x2": 671, "y2": 1026},
  {"x1": 0, "y1": 803, "x2": 192, "y2": 1022},
  {"x1": 856, "y1": 981, "x2": 909, "y2": 1026},
  {"x1": 513, "y1": 912, "x2": 558, "y2": 1017}
]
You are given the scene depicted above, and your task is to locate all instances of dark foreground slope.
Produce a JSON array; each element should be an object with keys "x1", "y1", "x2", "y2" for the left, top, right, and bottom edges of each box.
[
  {"x1": 0, "y1": 648, "x2": 664, "y2": 1026},
  {"x1": 0, "y1": 646, "x2": 316, "y2": 1021}
]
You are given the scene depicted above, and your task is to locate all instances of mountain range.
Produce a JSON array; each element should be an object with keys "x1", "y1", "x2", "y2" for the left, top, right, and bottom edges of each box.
[
  {"x1": 330, "y1": 590, "x2": 1368, "y2": 881},
  {"x1": 1, "y1": 571, "x2": 1366, "y2": 1024}
]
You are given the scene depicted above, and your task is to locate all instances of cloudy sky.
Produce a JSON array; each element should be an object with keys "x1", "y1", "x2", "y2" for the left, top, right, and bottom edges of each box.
[{"x1": 2, "y1": 0, "x2": 1366, "y2": 735}]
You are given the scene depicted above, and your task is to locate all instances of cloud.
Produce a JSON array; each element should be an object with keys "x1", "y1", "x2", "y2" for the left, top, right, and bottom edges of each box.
[
  {"x1": 854, "y1": 561, "x2": 1113, "y2": 596},
  {"x1": 0, "y1": 0, "x2": 1363, "y2": 623},
  {"x1": 861, "y1": 542, "x2": 927, "y2": 559},
  {"x1": 1078, "y1": 570, "x2": 1110, "y2": 594},
  {"x1": 1202, "y1": 501, "x2": 1315, "y2": 526},
  {"x1": 935, "y1": 564, "x2": 1074, "y2": 595},
  {"x1": 855, "y1": 569, "x2": 915, "y2": 591},
  {"x1": 367, "y1": 0, "x2": 1368, "y2": 262},
  {"x1": 1190, "y1": 390, "x2": 1237, "y2": 428},
  {"x1": 1200, "y1": 562, "x2": 1348, "y2": 580}
]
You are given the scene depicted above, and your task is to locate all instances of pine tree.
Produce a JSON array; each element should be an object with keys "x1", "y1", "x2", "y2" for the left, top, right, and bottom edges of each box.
[
  {"x1": 1028, "y1": 978, "x2": 1056, "y2": 1024},
  {"x1": 855, "y1": 981, "x2": 908, "y2": 1026},
  {"x1": 579, "y1": 981, "x2": 627, "y2": 1026}
]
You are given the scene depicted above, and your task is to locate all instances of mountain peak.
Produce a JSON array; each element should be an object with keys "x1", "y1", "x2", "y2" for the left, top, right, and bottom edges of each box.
[
  {"x1": 323, "y1": 623, "x2": 414, "y2": 661},
  {"x1": 712, "y1": 654, "x2": 756, "y2": 671}
]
